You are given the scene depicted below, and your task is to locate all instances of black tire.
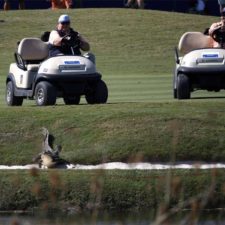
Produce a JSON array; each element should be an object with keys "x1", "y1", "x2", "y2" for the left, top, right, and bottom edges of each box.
[
  {"x1": 177, "y1": 74, "x2": 190, "y2": 99},
  {"x1": 6, "y1": 81, "x2": 23, "y2": 106},
  {"x1": 63, "y1": 95, "x2": 81, "y2": 105},
  {"x1": 35, "y1": 81, "x2": 56, "y2": 106},
  {"x1": 173, "y1": 73, "x2": 177, "y2": 99},
  {"x1": 85, "y1": 80, "x2": 108, "y2": 104},
  {"x1": 173, "y1": 89, "x2": 177, "y2": 99}
]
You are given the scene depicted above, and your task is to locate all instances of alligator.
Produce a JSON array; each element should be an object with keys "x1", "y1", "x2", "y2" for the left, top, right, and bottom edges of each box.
[{"x1": 33, "y1": 127, "x2": 73, "y2": 168}]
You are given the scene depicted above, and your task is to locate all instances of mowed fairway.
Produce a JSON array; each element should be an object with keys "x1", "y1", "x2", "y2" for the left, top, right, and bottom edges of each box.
[{"x1": 0, "y1": 9, "x2": 225, "y2": 165}]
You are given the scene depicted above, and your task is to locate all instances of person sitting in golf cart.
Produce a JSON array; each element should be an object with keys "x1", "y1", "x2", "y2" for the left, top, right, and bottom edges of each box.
[
  {"x1": 48, "y1": 14, "x2": 90, "y2": 57},
  {"x1": 208, "y1": 0, "x2": 225, "y2": 48},
  {"x1": 209, "y1": 20, "x2": 225, "y2": 47}
]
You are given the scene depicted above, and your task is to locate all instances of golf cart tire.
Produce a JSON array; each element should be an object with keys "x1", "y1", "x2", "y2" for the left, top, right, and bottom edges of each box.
[
  {"x1": 63, "y1": 95, "x2": 81, "y2": 105},
  {"x1": 85, "y1": 80, "x2": 108, "y2": 104},
  {"x1": 173, "y1": 89, "x2": 177, "y2": 99},
  {"x1": 6, "y1": 81, "x2": 23, "y2": 106},
  {"x1": 177, "y1": 74, "x2": 190, "y2": 99},
  {"x1": 35, "y1": 81, "x2": 56, "y2": 106}
]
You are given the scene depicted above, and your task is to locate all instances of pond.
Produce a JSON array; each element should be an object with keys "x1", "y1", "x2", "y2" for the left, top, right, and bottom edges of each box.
[{"x1": 0, "y1": 210, "x2": 225, "y2": 225}]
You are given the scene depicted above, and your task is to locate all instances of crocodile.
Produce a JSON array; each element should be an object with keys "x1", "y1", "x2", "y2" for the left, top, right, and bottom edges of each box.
[{"x1": 33, "y1": 127, "x2": 72, "y2": 168}]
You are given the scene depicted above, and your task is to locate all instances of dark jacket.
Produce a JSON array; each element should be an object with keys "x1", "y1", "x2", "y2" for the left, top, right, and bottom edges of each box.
[{"x1": 49, "y1": 28, "x2": 81, "y2": 57}]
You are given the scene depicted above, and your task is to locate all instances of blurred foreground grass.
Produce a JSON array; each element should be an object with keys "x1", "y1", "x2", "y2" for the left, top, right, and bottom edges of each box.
[{"x1": 0, "y1": 169, "x2": 225, "y2": 212}]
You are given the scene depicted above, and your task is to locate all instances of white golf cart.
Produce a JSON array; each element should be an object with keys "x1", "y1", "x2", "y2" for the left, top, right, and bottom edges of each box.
[
  {"x1": 6, "y1": 37, "x2": 108, "y2": 106},
  {"x1": 174, "y1": 28, "x2": 225, "y2": 99}
]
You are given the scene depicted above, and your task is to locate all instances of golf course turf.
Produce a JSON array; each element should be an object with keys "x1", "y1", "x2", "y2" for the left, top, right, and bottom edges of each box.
[{"x1": 0, "y1": 9, "x2": 225, "y2": 212}]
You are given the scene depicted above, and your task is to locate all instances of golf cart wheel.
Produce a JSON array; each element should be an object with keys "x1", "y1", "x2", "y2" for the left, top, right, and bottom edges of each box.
[
  {"x1": 63, "y1": 95, "x2": 81, "y2": 105},
  {"x1": 85, "y1": 80, "x2": 108, "y2": 104},
  {"x1": 6, "y1": 81, "x2": 23, "y2": 106},
  {"x1": 173, "y1": 89, "x2": 177, "y2": 99},
  {"x1": 177, "y1": 74, "x2": 190, "y2": 99},
  {"x1": 35, "y1": 81, "x2": 56, "y2": 106},
  {"x1": 173, "y1": 73, "x2": 177, "y2": 99}
]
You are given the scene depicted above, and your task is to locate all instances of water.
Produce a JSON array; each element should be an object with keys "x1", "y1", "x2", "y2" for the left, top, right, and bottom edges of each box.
[
  {"x1": 0, "y1": 210, "x2": 225, "y2": 225},
  {"x1": 0, "y1": 211, "x2": 154, "y2": 225}
]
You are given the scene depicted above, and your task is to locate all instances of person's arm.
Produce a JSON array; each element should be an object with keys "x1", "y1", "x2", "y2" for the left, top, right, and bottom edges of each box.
[
  {"x1": 78, "y1": 34, "x2": 90, "y2": 51},
  {"x1": 49, "y1": 30, "x2": 63, "y2": 46},
  {"x1": 208, "y1": 22, "x2": 223, "y2": 47},
  {"x1": 208, "y1": 22, "x2": 222, "y2": 37}
]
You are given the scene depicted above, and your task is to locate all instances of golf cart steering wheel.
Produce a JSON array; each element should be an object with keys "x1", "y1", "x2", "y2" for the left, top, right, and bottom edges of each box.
[
  {"x1": 211, "y1": 26, "x2": 225, "y2": 44},
  {"x1": 61, "y1": 32, "x2": 81, "y2": 48}
]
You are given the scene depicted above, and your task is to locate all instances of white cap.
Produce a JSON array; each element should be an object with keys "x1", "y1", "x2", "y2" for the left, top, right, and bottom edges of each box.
[{"x1": 58, "y1": 14, "x2": 70, "y2": 23}]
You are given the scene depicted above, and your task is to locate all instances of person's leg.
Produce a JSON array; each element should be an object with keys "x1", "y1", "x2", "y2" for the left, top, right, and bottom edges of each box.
[
  {"x1": 218, "y1": 0, "x2": 225, "y2": 31},
  {"x1": 137, "y1": 0, "x2": 144, "y2": 9},
  {"x1": 49, "y1": 48, "x2": 64, "y2": 57},
  {"x1": 218, "y1": 0, "x2": 225, "y2": 16},
  {"x1": 51, "y1": 0, "x2": 65, "y2": 9},
  {"x1": 3, "y1": 0, "x2": 10, "y2": 10},
  {"x1": 51, "y1": 0, "x2": 57, "y2": 9},
  {"x1": 125, "y1": 0, "x2": 133, "y2": 7},
  {"x1": 64, "y1": 0, "x2": 73, "y2": 8},
  {"x1": 19, "y1": 0, "x2": 25, "y2": 9},
  {"x1": 218, "y1": 0, "x2": 225, "y2": 5}
]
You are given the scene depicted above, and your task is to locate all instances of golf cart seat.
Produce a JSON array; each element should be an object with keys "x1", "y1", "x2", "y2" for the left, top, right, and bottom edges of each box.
[
  {"x1": 15, "y1": 38, "x2": 49, "y2": 71},
  {"x1": 178, "y1": 32, "x2": 213, "y2": 54}
]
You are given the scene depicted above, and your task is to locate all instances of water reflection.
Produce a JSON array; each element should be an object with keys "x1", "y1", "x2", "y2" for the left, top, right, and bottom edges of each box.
[
  {"x1": 0, "y1": 211, "x2": 154, "y2": 225},
  {"x1": 0, "y1": 211, "x2": 225, "y2": 225}
]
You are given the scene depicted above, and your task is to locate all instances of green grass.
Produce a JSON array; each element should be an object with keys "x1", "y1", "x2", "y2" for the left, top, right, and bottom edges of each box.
[
  {"x1": 0, "y1": 9, "x2": 225, "y2": 165},
  {"x1": 0, "y1": 169, "x2": 225, "y2": 211},
  {"x1": 1, "y1": 8, "x2": 225, "y2": 213},
  {"x1": 0, "y1": 102, "x2": 225, "y2": 165}
]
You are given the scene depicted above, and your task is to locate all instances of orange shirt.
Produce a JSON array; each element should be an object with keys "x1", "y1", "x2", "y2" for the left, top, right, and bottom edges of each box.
[{"x1": 51, "y1": 0, "x2": 72, "y2": 9}]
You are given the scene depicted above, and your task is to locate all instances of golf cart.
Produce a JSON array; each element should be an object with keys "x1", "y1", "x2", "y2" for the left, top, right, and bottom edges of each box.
[
  {"x1": 6, "y1": 35, "x2": 108, "y2": 106},
  {"x1": 173, "y1": 27, "x2": 225, "y2": 99}
]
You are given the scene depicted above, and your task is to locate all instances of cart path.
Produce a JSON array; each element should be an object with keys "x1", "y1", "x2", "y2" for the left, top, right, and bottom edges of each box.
[{"x1": 0, "y1": 162, "x2": 225, "y2": 170}]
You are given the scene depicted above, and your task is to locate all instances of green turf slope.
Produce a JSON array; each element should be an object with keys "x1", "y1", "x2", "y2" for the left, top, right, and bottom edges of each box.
[{"x1": 0, "y1": 9, "x2": 225, "y2": 165}]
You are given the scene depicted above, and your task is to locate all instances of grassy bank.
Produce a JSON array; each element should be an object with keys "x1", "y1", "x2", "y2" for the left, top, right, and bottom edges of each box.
[
  {"x1": 0, "y1": 169, "x2": 225, "y2": 211},
  {"x1": 0, "y1": 101, "x2": 225, "y2": 165}
]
